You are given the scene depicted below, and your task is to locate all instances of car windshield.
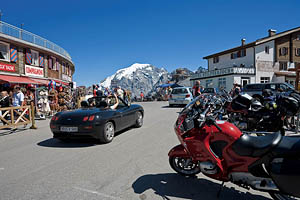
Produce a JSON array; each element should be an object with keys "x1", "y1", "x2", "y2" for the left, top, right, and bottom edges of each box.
[
  {"x1": 285, "y1": 83, "x2": 295, "y2": 90},
  {"x1": 244, "y1": 84, "x2": 262, "y2": 90},
  {"x1": 172, "y1": 88, "x2": 188, "y2": 94}
]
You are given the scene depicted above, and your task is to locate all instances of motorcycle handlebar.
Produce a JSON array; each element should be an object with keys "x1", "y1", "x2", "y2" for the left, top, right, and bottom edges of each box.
[{"x1": 199, "y1": 100, "x2": 223, "y2": 132}]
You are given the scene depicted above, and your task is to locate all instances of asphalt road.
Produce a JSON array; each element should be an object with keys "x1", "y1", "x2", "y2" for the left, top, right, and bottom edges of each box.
[{"x1": 0, "y1": 101, "x2": 273, "y2": 200}]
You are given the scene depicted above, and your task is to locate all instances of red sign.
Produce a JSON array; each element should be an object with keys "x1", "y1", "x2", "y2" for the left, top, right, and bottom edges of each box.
[
  {"x1": 25, "y1": 65, "x2": 44, "y2": 78},
  {"x1": 0, "y1": 63, "x2": 15, "y2": 72}
]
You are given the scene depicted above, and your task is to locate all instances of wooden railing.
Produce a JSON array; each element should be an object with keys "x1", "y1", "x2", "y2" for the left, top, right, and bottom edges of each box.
[{"x1": 0, "y1": 105, "x2": 34, "y2": 130}]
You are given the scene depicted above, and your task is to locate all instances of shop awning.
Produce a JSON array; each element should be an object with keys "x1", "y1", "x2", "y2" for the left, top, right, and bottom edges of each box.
[
  {"x1": 30, "y1": 78, "x2": 49, "y2": 85},
  {"x1": 55, "y1": 80, "x2": 69, "y2": 86},
  {"x1": 0, "y1": 74, "x2": 41, "y2": 84}
]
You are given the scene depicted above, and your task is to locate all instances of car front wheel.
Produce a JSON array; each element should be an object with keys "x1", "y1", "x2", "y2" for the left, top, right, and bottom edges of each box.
[{"x1": 99, "y1": 122, "x2": 115, "y2": 143}]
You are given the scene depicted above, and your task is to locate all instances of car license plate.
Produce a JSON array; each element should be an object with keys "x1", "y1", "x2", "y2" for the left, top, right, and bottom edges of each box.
[{"x1": 60, "y1": 127, "x2": 78, "y2": 132}]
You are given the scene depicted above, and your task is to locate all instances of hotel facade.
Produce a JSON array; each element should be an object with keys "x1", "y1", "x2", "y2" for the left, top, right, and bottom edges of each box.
[{"x1": 191, "y1": 27, "x2": 300, "y2": 90}]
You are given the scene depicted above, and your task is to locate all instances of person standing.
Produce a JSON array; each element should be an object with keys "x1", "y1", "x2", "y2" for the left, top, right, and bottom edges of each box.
[
  {"x1": 230, "y1": 83, "x2": 241, "y2": 98},
  {"x1": 0, "y1": 91, "x2": 10, "y2": 125},
  {"x1": 13, "y1": 86, "x2": 25, "y2": 107},
  {"x1": 0, "y1": 91, "x2": 10, "y2": 108},
  {"x1": 140, "y1": 92, "x2": 144, "y2": 102},
  {"x1": 192, "y1": 80, "x2": 202, "y2": 97}
]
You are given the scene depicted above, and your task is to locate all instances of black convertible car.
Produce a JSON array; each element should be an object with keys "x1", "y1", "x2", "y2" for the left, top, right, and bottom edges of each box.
[{"x1": 50, "y1": 96, "x2": 144, "y2": 143}]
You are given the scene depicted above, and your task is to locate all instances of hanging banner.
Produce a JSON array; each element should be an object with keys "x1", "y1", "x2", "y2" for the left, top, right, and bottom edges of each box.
[
  {"x1": 0, "y1": 62, "x2": 16, "y2": 72},
  {"x1": 25, "y1": 65, "x2": 44, "y2": 78}
]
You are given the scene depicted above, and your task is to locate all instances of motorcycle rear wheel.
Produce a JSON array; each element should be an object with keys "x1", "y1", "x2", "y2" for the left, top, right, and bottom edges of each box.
[
  {"x1": 269, "y1": 192, "x2": 299, "y2": 200},
  {"x1": 169, "y1": 156, "x2": 201, "y2": 176}
]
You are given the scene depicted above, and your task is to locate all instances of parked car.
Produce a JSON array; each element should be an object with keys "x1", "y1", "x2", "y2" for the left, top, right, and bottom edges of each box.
[
  {"x1": 145, "y1": 94, "x2": 155, "y2": 101},
  {"x1": 242, "y1": 82, "x2": 296, "y2": 101},
  {"x1": 50, "y1": 96, "x2": 144, "y2": 143},
  {"x1": 168, "y1": 87, "x2": 193, "y2": 107}
]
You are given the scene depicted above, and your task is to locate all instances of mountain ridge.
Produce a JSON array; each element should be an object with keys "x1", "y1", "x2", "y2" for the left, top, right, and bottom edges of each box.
[{"x1": 99, "y1": 63, "x2": 171, "y2": 97}]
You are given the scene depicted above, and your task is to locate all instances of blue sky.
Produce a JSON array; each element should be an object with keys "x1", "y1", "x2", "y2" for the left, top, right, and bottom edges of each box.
[{"x1": 1, "y1": 0, "x2": 299, "y2": 86}]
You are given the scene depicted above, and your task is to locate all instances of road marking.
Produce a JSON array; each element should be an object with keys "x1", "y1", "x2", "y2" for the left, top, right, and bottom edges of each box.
[{"x1": 73, "y1": 186, "x2": 122, "y2": 200}]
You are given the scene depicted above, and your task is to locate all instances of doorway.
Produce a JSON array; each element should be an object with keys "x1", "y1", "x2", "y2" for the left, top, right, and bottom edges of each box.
[{"x1": 241, "y1": 77, "x2": 250, "y2": 87}]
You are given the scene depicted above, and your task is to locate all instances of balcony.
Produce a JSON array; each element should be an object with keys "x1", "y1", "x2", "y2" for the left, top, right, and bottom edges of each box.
[
  {"x1": 191, "y1": 66, "x2": 256, "y2": 80},
  {"x1": 0, "y1": 21, "x2": 72, "y2": 63}
]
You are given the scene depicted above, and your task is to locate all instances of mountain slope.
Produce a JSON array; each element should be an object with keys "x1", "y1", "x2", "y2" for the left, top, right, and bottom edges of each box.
[{"x1": 100, "y1": 63, "x2": 170, "y2": 97}]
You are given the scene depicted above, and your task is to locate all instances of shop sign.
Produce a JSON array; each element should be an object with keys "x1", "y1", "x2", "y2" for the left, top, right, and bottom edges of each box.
[
  {"x1": 25, "y1": 65, "x2": 44, "y2": 78},
  {"x1": 62, "y1": 74, "x2": 72, "y2": 82},
  {"x1": 0, "y1": 62, "x2": 15, "y2": 72}
]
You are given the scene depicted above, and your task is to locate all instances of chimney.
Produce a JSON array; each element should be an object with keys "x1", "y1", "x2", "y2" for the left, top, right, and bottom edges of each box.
[
  {"x1": 268, "y1": 29, "x2": 276, "y2": 37},
  {"x1": 241, "y1": 38, "x2": 246, "y2": 46}
]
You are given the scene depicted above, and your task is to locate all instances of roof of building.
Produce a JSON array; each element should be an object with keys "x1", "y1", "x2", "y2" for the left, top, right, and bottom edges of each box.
[{"x1": 203, "y1": 26, "x2": 300, "y2": 59}]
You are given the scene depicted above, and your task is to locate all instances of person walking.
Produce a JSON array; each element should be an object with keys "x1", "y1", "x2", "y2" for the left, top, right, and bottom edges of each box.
[{"x1": 140, "y1": 92, "x2": 144, "y2": 102}]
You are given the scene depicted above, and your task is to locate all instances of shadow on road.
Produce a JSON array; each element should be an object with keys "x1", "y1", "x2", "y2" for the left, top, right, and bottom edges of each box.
[
  {"x1": 132, "y1": 173, "x2": 271, "y2": 200},
  {"x1": 37, "y1": 138, "x2": 97, "y2": 148},
  {"x1": 161, "y1": 105, "x2": 185, "y2": 109},
  {"x1": 37, "y1": 127, "x2": 135, "y2": 148},
  {"x1": 0, "y1": 127, "x2": 30, "y2": 137}
]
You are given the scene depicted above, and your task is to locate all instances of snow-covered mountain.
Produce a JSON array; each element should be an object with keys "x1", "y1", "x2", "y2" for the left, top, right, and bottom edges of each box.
[{"x1": 100, "y1": 63, "x2": 171, "y2": 97}]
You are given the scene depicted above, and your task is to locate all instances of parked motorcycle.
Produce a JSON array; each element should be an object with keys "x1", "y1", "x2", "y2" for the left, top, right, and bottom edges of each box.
[
  {"x1": 220, "y1": 90, "x2": 299, "y2": 135},
  {"x1": 168, "y1": 95, "x2": 300, "y2": 200}
]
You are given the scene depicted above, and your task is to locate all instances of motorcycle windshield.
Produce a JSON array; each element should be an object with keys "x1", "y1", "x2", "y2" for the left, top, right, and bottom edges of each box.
[{"x1": 180, "y1": 94, "x2": 214, "y2": 115}]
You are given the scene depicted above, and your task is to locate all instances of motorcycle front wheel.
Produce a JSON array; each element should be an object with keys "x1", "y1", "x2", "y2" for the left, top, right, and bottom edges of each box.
[
  {"x1": 169, "y1": 156, "x2": 201, "y2": 176},
  {"x1": 269, "y1": 192, "x2": 299, "y2": 200}
]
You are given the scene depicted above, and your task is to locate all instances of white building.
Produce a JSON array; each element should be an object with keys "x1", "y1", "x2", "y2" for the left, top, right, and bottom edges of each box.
[{"x1": 191, "y1": 27, "x2": 300, "y2": 90}]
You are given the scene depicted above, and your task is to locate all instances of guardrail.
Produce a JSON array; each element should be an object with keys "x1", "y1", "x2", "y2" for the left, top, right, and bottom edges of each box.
[
  {"x1": 0, "y1": 105, "x2": 36, "y2": 130},
  {"x1": 0, "y1": 21, "x2": 72, "y2": 62},
  {"x1": 191, "y1": 66, "x2": 256, "y2": 79}
]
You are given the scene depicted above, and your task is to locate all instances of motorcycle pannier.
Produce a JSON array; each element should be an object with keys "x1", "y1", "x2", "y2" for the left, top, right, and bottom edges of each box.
[
  {"x1": 269, "y1": 157, "x2": 300, "y2": 198},
  {"x1": 231, "y1": 94, "x2": 252, "y2": 110},
  {"x1": 277, "y1": 96, "x2": 299, "y2": 116}
]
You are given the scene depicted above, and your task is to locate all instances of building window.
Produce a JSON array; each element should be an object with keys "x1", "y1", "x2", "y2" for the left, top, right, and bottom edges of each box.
[
  {"x1": 296, "y1": 48, "x2": 300, "y2": 56},
  {"x1": 231, "y1": 52, "x2": 237, "y2": 59},
  {"x1": 62, "y1": 62, "x2": 66, "y2": 74},
  {"x1": 279, "y1": 47, "x2": 288, "y2": 56},
  {"x1": 279, "y1": 62, "x2": 288, "y2": 71},
  {"x1": 218, "y1": 78, "x2": 226, "y2": 89},
  {"x1": 265, "y1": 46, "x2": 270, "y2": 54},
  {"x1": 241, "y1": 49, "x2": 246, "y2": 57},
  {"x1": 52, "y1": 56, "x2": 56, "y2": 70},
  {"x1": 206, "y1": 79, "x2": 213, "y2": 88},
  {"x1": 231, "y1": 49, "x2": 246, "y2": 59},
  {"x1": 31, "y1": 49, "x2": 39, "y2": 66},
  {"x1": 48, "y1": 56, "x2": 53, "y2": 69},
  {"x1": 0, "y1": 42, "x2": 9, "y2": 61},
  {"x1": 56, "y1": 60, "x2": 60, "y2": 72},
  {"x1": 297, "y1": 35, "x2": 300, "y2": 40},
  {"x1": 260, "y1": 77, "x2": 270, "y2": 83},
  {"x1": 213, "y1": 56, "x2": 219, "y2": 63}
]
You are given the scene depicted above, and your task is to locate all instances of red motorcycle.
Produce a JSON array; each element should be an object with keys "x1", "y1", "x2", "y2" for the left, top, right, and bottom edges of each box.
[{"x1": 168, "y1": 95, "x2": 300, "y2": 200}]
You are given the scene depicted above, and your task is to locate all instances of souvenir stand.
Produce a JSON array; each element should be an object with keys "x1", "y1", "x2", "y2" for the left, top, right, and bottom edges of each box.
[{"x1": 36, "y1": 86, "x2": 50, "y2": 119}]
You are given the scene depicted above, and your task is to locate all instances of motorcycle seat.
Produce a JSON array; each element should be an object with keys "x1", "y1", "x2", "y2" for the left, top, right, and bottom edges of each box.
[
  {"x1": 273, "y1": 136, "x2": 300, "y2": 157},
  {"x1": 232, "y1": 132, "x2": 282, "y2": 157}
]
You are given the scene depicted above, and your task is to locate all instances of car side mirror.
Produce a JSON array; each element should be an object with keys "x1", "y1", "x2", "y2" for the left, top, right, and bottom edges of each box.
[{"x1": 81, "y1": 101, "x2": 89, "y2": 108}]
